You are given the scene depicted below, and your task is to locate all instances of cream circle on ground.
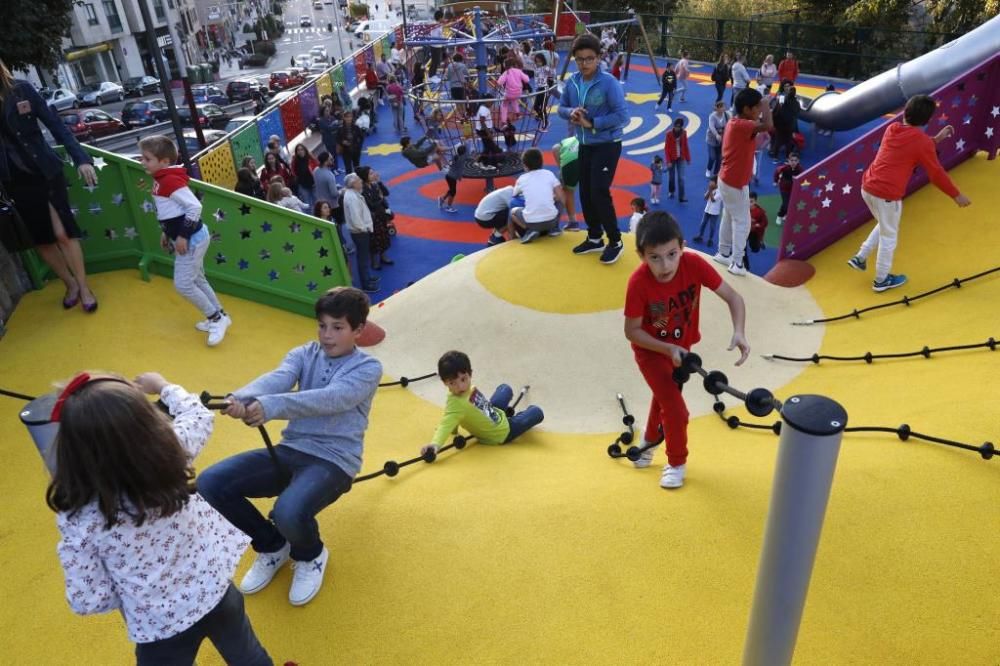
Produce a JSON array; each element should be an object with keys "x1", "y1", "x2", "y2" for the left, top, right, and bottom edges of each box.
[{"x1": 371, "y1": 237, "x2": 825, "y2": 434}]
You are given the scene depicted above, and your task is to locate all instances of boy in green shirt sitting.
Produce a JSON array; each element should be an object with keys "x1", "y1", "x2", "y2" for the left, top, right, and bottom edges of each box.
[{"x1": 420, "y1": 351, "x2": 544, "y2": 456}]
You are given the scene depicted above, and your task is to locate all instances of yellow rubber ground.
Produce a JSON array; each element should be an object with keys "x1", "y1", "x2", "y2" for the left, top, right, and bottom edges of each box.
[{"x1": 0, "y1": 153, "x2": 997, "y2": 664}]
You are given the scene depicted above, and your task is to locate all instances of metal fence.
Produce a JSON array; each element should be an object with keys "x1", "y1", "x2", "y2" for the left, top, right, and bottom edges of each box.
[{"x1": 586, "y1": 11, "x2": 957, "y2": 81}]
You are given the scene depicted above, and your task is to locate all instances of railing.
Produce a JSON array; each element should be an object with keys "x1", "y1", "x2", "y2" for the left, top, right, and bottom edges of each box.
[
  {"x1": 777, "y1": 53, "x2": 1000, "y2": 263},
  {"x1": 583, "y1": 11, "x2": 957, "y2": 81},
  {"x1": 20, "y1": 146, "x2": 352, "y2": 318}
]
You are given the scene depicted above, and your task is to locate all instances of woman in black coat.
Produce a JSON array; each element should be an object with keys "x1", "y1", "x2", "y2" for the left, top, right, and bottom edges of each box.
[
  {"x1": 355, "y1": 166, "x2": 393, "y2": 270},
  {"x1": 0, "y1": 59, "x2": 99, "y2": 311},
  {"x1": 770, "y1": 81, "x2": 801, "y2": 160}
]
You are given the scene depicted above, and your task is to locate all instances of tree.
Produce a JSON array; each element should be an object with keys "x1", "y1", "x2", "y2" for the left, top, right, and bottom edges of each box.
[
  {"x1": 0, "y1": 0, "x2": 77, "y2": 72},
  {"x1": 924, "y1": 0, "x2": 1000, "y2": 35}
]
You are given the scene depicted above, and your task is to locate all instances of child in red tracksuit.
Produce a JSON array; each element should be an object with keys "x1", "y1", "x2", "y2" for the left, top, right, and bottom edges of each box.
[
  {"x1": 741, "y1": 191, "x2": 768, "y2": 270},
  {"x1": 773, "y1": 152, "x2": 802, "y2": 225},
  {"x1": 664, "y1": 117, "x2": 691, "y2": 202},
  {"x1": 624, "y1": 211, "x2": 750, "y2": 489}
]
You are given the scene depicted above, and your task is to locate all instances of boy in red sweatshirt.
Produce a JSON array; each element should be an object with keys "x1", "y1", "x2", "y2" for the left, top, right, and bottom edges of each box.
[
  {"x1": 664, "y1": 117, "x2": 692, "y2": 202},
  {"x1": 624, "y1": 212, "x2": 749, "y2": 489},
  {"x1": 777, "y1": 52, "x2": 798, "y2": 84},
  {"x1": 847, "y1": 95, "x2": 971, "y2": 292}
]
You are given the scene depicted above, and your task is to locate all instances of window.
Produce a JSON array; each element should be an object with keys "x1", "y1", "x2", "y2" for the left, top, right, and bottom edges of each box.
[
  {"x1": 167, "y1": 0, "x2": 174, "y2": 7},
  {"x1": 83, "y1": 3, "x2": 99, "y2": 26},
  {"x1": 153, "y1": 0, "x2": 165, "y2": 20},
  {"x1": 102, "y1": 0, "x2": 122, "y2": 32}
]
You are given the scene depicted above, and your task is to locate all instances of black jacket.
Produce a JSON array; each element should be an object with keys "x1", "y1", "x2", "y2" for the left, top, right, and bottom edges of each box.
[{"x1": 1, "y1": 80, "x2": 92, "y2": 182}]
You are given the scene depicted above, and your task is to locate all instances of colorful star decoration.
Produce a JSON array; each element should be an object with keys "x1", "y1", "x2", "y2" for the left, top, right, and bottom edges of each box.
[
  {"x1": 261, "y1": 221, "x2": 273, "y2": 233},
  {"x1": 124, "y1": 227, "x2": 138, "y2": 240},
  {"x1": 213, "y1": 208, "x2": 226, "y2": 222},
  {"x1": 214, "y1": 253, "x2": 227, "y2": 265},
  {"x1": 238, "y1": 259, "x2": 250, "y2": 270},
  {"x1": 240, "y1": 203, "x2": 252, "y2": 216}
]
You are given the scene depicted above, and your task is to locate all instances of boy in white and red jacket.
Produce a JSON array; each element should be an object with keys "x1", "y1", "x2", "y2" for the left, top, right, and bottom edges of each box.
[
  {"x1": 139, "y1": 135, "x2": 232, "y2": 346},
  {"x1": 664, "y1": 117, "x2": 692, "y2": 202},
  {"x1": 846, "y1": 95, "x2": 971, "y2": 292}
]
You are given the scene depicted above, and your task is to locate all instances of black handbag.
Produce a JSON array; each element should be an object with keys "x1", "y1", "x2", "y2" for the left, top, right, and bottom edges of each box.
[{"x1": 0, "y1": 186, "x2": 34, "y2": 253}]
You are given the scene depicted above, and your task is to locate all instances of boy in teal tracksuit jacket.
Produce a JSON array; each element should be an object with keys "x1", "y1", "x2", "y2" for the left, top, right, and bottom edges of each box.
[{"x1": 557, "y1": 33, "x2": 630, "y2": 265}]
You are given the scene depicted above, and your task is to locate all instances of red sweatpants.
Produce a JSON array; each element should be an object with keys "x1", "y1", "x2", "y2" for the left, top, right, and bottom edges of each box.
[{"x1": 635, "y1": 350, "x2": 689, "y2": 467}]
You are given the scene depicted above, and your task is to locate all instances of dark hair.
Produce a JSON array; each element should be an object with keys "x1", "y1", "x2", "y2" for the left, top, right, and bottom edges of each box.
[
  {"x1": 631, "y1": 196, "x2": 647, "y2": 212},
  {"x1": 505, "y1": 57, "x2": 517, "y2": 69},
  {"x1": 522, "y1": 147, "x2": 543, "y2": 170},
  {"x1": 904, "y1": 94, "x2": 936, "y2": 127},
  {"x1": 236, "y1": 167, "x2": 256, "y2": 187},
  {"x1": 438, "y1": 350, "x2": 472, "y2": 380},
  {"x1": 456, "y1": 144, "x2": 467, "y2": 156},
  {"x1": 534, "y1": 53, "x2": 546, "y2": 66},
  {"x1": 355, "y1": 165, "x2": 372, "y2": 183},
  {"x1": 635, "y1": 211, "x2": 684, "y2": 251},
  {"x1": 452, "y1": 53, "x2": 464, "y2": 63},
  {"x1": 313, "y1": 199, "x2": 332, "y2": 218},
  {"x1": 734, "y1": 87, "x2": 763, "y2": 115},
  {"x1": 673, "y1": 117, "x2": 685, "y2": 127},
  {"x1": 571, "y1": 33, "x2": 601, "y2": 56},
  {"x1": 314, "y1": 286, "x2": 370, "y2": 329},
  {"x1": 317, "y1": 151, "x2": 332, "y2": 166},
  {"x1": 749, "y1": 191, "x2": 758, "y2": 200},
  {"x1": 46, "y1": 376, "x2": 195, "y2": 529},
  {"x1": 400, "y1": 136, "x2": 411, "y2": 148},
  {"x1": 434, "y1": 9, "x2": 443, "y2": 20}
]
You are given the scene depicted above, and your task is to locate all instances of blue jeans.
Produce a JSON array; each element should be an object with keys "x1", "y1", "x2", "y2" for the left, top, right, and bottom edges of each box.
[
  {"x1": 707, "y1": 144, "x2": 722, "y2": 176},
  {"x1": 197, "y1": 446, "x2": 353, "y2": 562},
  {"x1": 350, "y1": 231, "x2": 373, "y2": 287},
  {"x1": 134, "y1": 583, "x2": 272, "y2": 665},
  {"x1": 489, "y1": 384, "x2": 545, "y2": 443},
  {"x1": 668, "y1": 160, "x2": 686, "y2": 199}
]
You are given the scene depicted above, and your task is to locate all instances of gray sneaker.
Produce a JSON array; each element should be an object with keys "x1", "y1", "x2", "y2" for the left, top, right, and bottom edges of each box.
[
  {"x1": 847, "y1": 256, "x2": 867, "y2": 271},
  {"x1": 520, "y1": 230, "x2": 541, "y2": 244}
]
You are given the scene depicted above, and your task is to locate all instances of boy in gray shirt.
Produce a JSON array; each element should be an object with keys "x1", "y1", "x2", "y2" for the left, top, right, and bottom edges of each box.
[{"x1": 198, "y1": 287, "x2": 383, "y2": 607}]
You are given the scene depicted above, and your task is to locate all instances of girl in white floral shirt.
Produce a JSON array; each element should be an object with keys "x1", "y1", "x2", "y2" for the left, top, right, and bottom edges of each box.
[{"x1": 46, "y1": 371, "x2": 272, "y2": 665}]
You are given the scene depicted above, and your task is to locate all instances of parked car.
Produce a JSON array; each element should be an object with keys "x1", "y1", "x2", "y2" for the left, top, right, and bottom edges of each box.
[
  {"x1": 299, "y1": 15, "x2": 312, "y2": 27},
  {"x1": 189, "y1": 85, "x2": 228, "y2": 105},
  {"x1": 313, "y1": 0, "x2": 323, "y2": 8},
  {"x1": 42, "y1": 87, "x2": 79, "y2": 111},
  {"x1": 226, "y1": 78, "x2": 268, "y2": 102},
  {"x1": 59, "y1": 108, "x2": 127, "y2": 140},
  {"x1": 177, "y1": 103, "x2": 231, "y2": 129},
  {"x1": 355, "y1": 20, "x2": 394, "y2": 40},
  {"x1": 269, "y1": 69, "x2": 305, "y2": 91},
  {"x1": 120, "y1": 99, "x2": 170, "y2": 127},
  {"x1": 123, "y1": 76, "x2": 160, "y2": 97},
  {"x1": 182, "y1": 129, "x2": 229, "y2": 154},
  {"x1": 309, "y1": 45, "x2": 329, "y2": 62},
  {"x1": 223, "y1": 115, "x2": 256, "y2": 133},
  {"x1": 78, "y1": 81, "x2": 125, "y2": 106}
]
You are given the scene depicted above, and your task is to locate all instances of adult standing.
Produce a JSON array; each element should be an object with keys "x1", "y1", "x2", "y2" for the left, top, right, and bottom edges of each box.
[
  {"x1": 313, "y1": 152, "x2": 341, "y2": 224},
  {"x1": 315, "y1": 105, "x2": 342, "y2": 173},
  {"x1": 342, "y1": 173, "x2": 378, "y2": 293},
  {"x1": 770, "y1": 81, "x2": 800, "y2": 161},
  {"x1": 705, "y1": 100, "x2": 729, "y2": 178},
  {"x1": 557, "y1": 33, "x2": 629, "y2": 265},
  {"x1": 777, "y1": 51, "x2": 799, "y2": 84},
  {"x1": 356, "y1": 166, "x2": 393, "y2": 270},
  {"x1": 730, "y1": 53, "x2": 750, "y2": 108},
  {"x1": 335, "y1": 110, "x2": 364, "y2": 175},
  {"x1": 711, "y1": 54, "x2": 731, "y2": 104},
  {"x1": 757, "y1": 54, "x2": 778, "y2": 94},
  {"x1": 0, "y1": 59, "x2": 99, "y2": 312}
]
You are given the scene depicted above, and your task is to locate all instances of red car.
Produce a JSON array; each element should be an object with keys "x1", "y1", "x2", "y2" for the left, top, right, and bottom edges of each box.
[
  {"x1": 59, "y1": 108, "x2": 127, "y2": 141},
  {"x1": 269, "y1": 69, "x2": 306, "y2": 91}
]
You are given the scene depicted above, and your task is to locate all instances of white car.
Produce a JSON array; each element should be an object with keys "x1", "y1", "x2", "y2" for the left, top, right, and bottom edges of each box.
[
  {"x1": 79, "y1": 81, "x2": 125, "y2": 106},
  {"x1": 293, "y1": 53, "x2": 313, "y2": 68},
  {"x1": 309, "y1": 45, "x2": 328, "y2": 62},
  {"x1": 42, "y1": 87, "x2": 79, "y2": 111},
  {"x1": 299, "y1": 15, "x2": 312, "y2": 27},
  {"x1": 313, "y1": 0, "x2": 323, "y2": 8}
]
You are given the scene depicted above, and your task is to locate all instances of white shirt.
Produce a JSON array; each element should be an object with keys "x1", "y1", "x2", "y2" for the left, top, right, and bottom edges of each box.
[
  {"x1": 629, "y1": 211, "x2": 644, "y2": 233},
  {"x1": 704, "y1": 188, "x2": 723, "y2": 215},
  {"x1": 475, "y1": 185, "x2": 514, "y2": 221},
  {"x1": 475, "y1": 104, "x2": 493, "y2": 130},
  {"x1": 514, "y1": 169, "x2": 560, "y2": 223},
  {"x1": 55, "y1": 385, "x2": 250, "y2": 644},
  {"x1": 390, "y1": 47, "x2": 405, "y2": 65}
]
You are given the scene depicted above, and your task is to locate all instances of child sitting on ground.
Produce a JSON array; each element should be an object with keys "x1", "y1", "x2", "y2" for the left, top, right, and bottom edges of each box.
[
  {"x1": 694, "y1": 177, "x2": 723, "y2": 245},
  {"x1": 47, "y1": 371, "x2": 271, "y2": 664},
  {"x1": 508, "y1": 147, "x2": 564, "y2": 244},
  {"x1": 628, "y1": 197, "x2": 647, "y2": 233},
  {"x1": 624, "y1": 212, "x2": 750, "y2": 489},
  {"x1": 419, "y1": 350, "x2": 544, "y2": 457},
  {"x1": 140, "y1": 135, "x2": 232, "y2": 346},
  {"x1": 197, "y1": 287, "x2": 383, "y2": 607}
]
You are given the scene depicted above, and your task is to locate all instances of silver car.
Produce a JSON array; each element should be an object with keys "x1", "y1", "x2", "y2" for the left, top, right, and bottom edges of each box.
[
  {"x1": 42, "y1": 87, "x2": 79, "y2": 111},
  {"x1": 79, "y1": 81, "x2": 125, "y2": 106}
]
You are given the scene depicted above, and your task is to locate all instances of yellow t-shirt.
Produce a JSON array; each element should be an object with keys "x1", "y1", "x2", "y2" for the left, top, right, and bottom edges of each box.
[{"x1": 431, "y1": 386, "x2": 510, "y2": 446}]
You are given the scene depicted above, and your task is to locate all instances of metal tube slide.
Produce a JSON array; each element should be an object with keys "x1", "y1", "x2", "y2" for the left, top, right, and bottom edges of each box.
[{"x1": 799, "y1": 14, "x2": 1000, "y2": 131}]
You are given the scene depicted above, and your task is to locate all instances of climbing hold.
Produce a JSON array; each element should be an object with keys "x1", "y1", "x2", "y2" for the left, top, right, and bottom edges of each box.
[
  {"x1": 746, "y1": 387, "x2": 777, "y2": 418},
  {"x1": 454, "y1": 435, "x2": 468, "y2": 449},
  {"x1": 704, "y1": 370, "x2": 728, "y2": 396},
  {"x1": 607, "y1": 443, "x2": 622, "y2": 458},
  {"x1": 620, "y1": 430, "x2": 634, "y2": 445},
  {"x1": 383, "y1": 460, "x2": 400, "y2": 477},
  {"x1": 897, "y1": 424, "x2": 911, "y2": 441}
]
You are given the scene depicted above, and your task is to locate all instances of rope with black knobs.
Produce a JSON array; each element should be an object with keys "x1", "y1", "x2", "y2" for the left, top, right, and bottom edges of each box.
[
  {"x1": 763, "y1": 336, "x2": 998, "y2": 364},
  {"x1": 793, "y1": 265, "x2": 1000, "y2": 325},
  {"x1": 709, "y1": 398, "x2": 996, "y2": 461}
]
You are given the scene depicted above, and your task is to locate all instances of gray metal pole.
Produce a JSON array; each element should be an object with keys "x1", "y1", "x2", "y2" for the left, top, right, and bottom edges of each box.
[{"x1": 742, "y1": 394, "x2": 848, "y2": 666}]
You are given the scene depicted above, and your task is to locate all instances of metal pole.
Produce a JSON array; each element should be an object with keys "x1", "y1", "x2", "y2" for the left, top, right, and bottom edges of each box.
[
  {"x1": 474, "y1": 6, "x2": 487, "y2": 96},
  {"x1": 742, "y1": 394, "x2": 848, "y2": 666},
  {"x1": 166, "y1": 5, "x2": 207, "y2": 151},
  {"x1": 333, "y1": 0, "x2": 346, "y2": 61},
  {"x1": 136, "y1": 0, "x2": 193, "y2": 169}
]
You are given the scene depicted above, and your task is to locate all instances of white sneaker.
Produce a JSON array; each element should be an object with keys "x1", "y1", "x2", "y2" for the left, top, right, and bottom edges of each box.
[
  {"x1": 207, "y1": 313, "x2": 232, "y2": 346},
  {"x1": 660, "y1": 463, "x2": 687, "y2": 489},
  {"x1": 633, "y1": 440, "x2": 658, "y2": 469},
  {"x1": 705, "y1": 169, "x2": 712, "y2": 178},
  {"x1": 775, "y1": 216, "x2": 784, "y2": 226},
  {"x1": 240, "y1": 543, "x2": 290, "y2": 594},
  {"x1": 195, "y1": 319, "x2": 212, "y2": 332},
  {"x1": 711, "y1": 252, "x2": 731, "y2": 266},
  {"x1": 727, "y1": 262, "x2": 748, "y2": 276},
  {"x1": 289, "y1": 547, "x2": 329, "y2": 606}
]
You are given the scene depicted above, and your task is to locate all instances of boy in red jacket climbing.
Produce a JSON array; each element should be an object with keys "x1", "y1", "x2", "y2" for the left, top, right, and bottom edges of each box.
[{"x1": 846, "y1": 94, "x2": 971, "y2": 292}]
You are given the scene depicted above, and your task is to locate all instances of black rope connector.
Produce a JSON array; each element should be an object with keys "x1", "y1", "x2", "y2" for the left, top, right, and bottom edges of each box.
[
  {"x1": 921, "y1": 346, "x2": 931, "y2": 359},
  {"x1": 378, "y1": 372, "x2": 437, "y2": 388},
  {"x1": 988, "y1": 337, "x2": 997, "y2": 351},
  {"x1": 897, "y1": 424, "x2": 911, "y2": 441},
  {"x1": 979, "y1": 443, "x2": 995, "y2": 461},
  {"x1": 864, "y1": 351, "x2": 873, "y2": 364},
  {"x1": 764, "y1": 336, "x2": 999, "y2": 364},
  {"x1": 746, "y1": 388, "x2": 778, "y2": 418}
]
